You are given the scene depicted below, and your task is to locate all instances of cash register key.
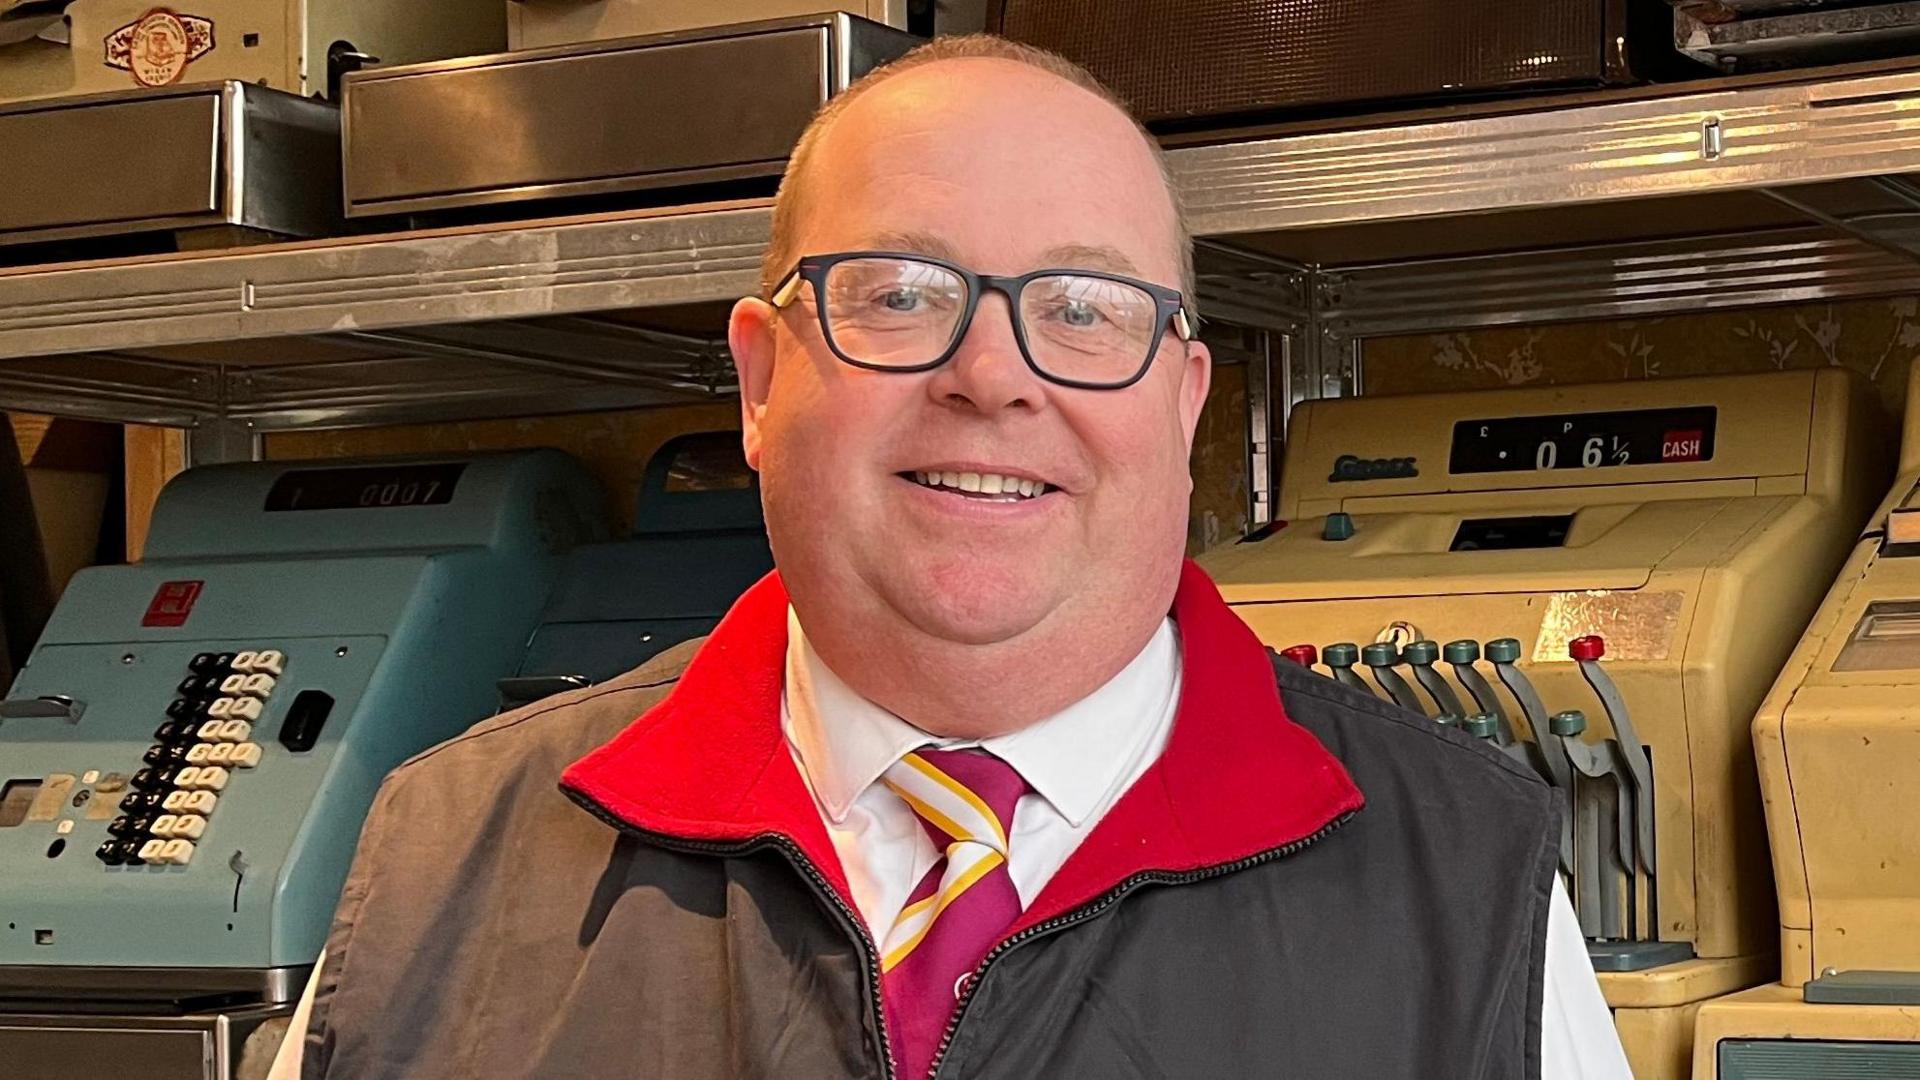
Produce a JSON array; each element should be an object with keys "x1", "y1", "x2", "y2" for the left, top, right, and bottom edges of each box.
[
  {"x1": 188, "y1": 652, "x2": 222, "y2": 675},
  {"x1": 155, "y1": 718, "x2": 194, "y2": 742},
  {"x1": 1443, "y1": 640, "x2": 1481, "y2": 665},
  {"x1": 159, "y1": 838, "x2": 195, "y2": 865},
  {"x1": 96, "y1": 839, "x2": 126, "y2": 865},
  {"x1": 175, "y1": 767, "x2": 201, "y2": 789},
  {"x1": 1361, "y1": 642, "x2": 1399, "y2": 667},
  {"x1": 184, "y1": 791, "x2": 217, "y2": 815},
  {"x1": 137, "y1": 838, "x2": 168, "y2": 864},
  {"x1": 208, "y1": 698, "x2": 236, "y2": 720},
  {"x1": 232, "y1": 651, "x2": 260, "y2": 673},
  {"x1": 228, "y1": 743, "x2": 262, "y2": 769},
  {"x1": 1465, "y1": 714, "x2": 1499, "y2": 739},
  {"x1": 1569, "y1": 635, "x2": 1606, "y2": 662},
  {"x1": 185, "y1": 743, "x2": 215, "y2": 765},
  {"x1": 168, "y1": 814, "x2": 206, "y2": 841},
  {"x1": 144, "y1": 744, "x2": 188, "y2": 766},
  {"x1": 114, "y1": 839, "x2": 147, "y2": 865},
  {"x1": 1402, "y1": 640, "x2": 1439, "y2": 665},
  {"x1": 228, "y1": 698, "x2": 264, "y2": 722},
  {"x1": 1323, "y1": 642, "x2": 1360, "y2": 668},
  {"x1": 215, "y1": 719, "x2": 251, "y2": 743},
  {"x1": 214, "y1": 652, "x2": 237, "y2": 671},
  {"x1": 118, "y1": 790, "x2": 162, "y2": 813},
  {"x1": 130, "y1": 767, "x2": 172, "y2": 791},
  {"x1": 165, "y1": 698, "x2": 196, "y2": 721},
  {"x1": 1484, "y1": 639, "x2": 1523, "y2": 664},
  {"x1": 107, "y1": 815, "x2": 140, "y2": 838},
  {"x1": 162, "y1": 790, "x2": 190, "y2": 812},
  {"x1": 219, "y1": 674, "x2": 248, "y2": 695},
  {"x1": 207, "y1": 743, "x2": 236, "y2": 765},
  {"x1": 253, "y1": 650, "x2": 285, "y2": 676},
  {"x1": 1280, "y1": 644, "x2": 1319, "y2": 667},
  {"x1": 197, "y1": 719, "x2": 226, "y2": 741},
  {"x1": 188, "y1": 766, "x2": 229, "y2": 792},
  {"x1": 1549, "y1": 710, "x2": 1588, "y2": 737},
  {"x1": 241, "y1": 673, "x2": 276, "y2": 698},
  {"x1": 176, "y1": 676, "x2": 207, "y2": 697},
  {"x1": 151, "y1": 814, "x2": 179, "y2": 839}
]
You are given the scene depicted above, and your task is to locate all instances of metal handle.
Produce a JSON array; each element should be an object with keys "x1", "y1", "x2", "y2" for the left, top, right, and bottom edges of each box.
[{"x1": 0, "y1": 695, "x2": 84, "y2": 723}]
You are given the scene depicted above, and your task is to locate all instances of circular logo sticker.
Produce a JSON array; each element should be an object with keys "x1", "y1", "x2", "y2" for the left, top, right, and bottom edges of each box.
[{"x1": 105, "y1": 9, "x2": 216, "y2": 88}]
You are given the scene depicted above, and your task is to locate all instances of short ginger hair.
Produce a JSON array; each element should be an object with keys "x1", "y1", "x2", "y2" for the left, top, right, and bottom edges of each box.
[{"x1": 759, "y1": 34, "x2": 1195, "y2": 301}]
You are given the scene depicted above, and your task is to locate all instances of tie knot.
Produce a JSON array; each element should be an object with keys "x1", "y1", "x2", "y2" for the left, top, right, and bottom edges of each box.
[{"x1": 883, "y1": 748, "x2": 1029, "y2": 855}]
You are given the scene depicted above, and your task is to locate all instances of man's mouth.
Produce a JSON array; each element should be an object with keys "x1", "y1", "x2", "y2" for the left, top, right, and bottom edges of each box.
[{"x1": 899, "y1": 470, "x2": 1055, "y2": 502}]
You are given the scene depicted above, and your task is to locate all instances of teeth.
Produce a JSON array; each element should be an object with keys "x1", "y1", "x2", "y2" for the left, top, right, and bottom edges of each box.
[{"x1": 909, "y1": 471, "x2": 1047, "y2": 499}]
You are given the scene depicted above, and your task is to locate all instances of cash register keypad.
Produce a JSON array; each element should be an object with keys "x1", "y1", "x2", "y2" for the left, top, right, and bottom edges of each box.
[{"x1": 95, "y1": 648, "x2": 282, "y2": 867}]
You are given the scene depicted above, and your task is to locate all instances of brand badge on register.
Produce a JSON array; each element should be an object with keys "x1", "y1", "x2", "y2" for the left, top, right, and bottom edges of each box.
[
  {"x1": 143, "y1": 580, "x2": 205, "y2": 628},
  {"x1": 1661, "y1": 429, "x2": 1706, "y2": 463},
  {"x1": 104, "y1": 9, "x2": 215, "y2": 88}
]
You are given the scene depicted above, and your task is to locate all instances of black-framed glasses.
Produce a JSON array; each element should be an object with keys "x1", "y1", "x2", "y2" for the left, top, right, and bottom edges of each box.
[{"x1": 769, "y1": 251, "x2": 1196, "y2": 391}]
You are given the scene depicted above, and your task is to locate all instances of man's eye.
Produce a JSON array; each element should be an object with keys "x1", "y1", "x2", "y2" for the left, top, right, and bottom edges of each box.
[
  {"x1": 878, "y1": 288, "x2": 923, "y2": 312},
  {"x1": 1060, "y1": 300, "x2": 1102, "y2": 327}
]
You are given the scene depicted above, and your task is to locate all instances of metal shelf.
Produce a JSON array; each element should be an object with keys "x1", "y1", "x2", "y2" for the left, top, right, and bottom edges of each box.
[{"x1": 12, "y1": 63, "x2": 1920, "y2": 440}]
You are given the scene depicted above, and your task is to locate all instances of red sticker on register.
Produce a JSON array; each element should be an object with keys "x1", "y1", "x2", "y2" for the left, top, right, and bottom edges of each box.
[
  {"x1": 1661, "y1": 430, "x2": 1705, "y2": 463},
  {"x1": 142, "y1": 580, "x2": 204, "y2": 627}
]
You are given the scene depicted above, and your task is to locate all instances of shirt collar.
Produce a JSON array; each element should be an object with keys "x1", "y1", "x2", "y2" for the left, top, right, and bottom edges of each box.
[{"x1": 781, "y1": 608, "x2": 1182, "y2": 828}]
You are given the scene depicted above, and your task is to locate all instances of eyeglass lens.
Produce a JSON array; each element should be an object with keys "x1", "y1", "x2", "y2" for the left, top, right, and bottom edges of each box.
[{"x1": 817, "y1": 256, "x2": 1163, "y2": 386}]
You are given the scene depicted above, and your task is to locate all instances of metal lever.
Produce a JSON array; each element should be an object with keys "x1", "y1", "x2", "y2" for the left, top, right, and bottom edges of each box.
[
  {"x1": 1402, "y1": 640, "x2": 1467, "y2": 719},
  {"x1": 1549, "y1": 709, "x2": 1631, "y2": 943},
  {"x1": 1362, "y1": 642, "x2": 1426, "y2": 713},
  {"x1": 1322, "y1": 643, "x2": 1377, "y2": 697},
  {"x1": 0, "y1": 695, "x2": 84, "y2": 724},
  {"x1": 1452, "y1": 639, "x2": 1562, "y2": 784},
  {"x1": 1279, "y1": 644, "x2": 1319, "y2": 669},
  {"x1": 1570, "y1": 636, "x2": 1656, "y2": 889},
  {"x1": 1486, "y1": 640, "x2": 1575, "y2": 878}
]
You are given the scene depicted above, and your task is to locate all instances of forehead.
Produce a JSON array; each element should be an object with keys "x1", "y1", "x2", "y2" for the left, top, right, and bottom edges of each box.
[{"x1": 794, "y1": 59, "x2": 1181, "y2": 285}]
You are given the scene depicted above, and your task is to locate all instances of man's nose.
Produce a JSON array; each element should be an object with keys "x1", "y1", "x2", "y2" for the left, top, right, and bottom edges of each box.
[{"x1": 925, "y1": 290, "x2": 1047, "y2": 415}]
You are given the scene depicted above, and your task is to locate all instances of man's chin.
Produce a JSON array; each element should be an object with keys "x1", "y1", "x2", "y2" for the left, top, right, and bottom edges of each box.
[{"x1": 887, "y1": 573, "x2": 1058, "y2": 649}]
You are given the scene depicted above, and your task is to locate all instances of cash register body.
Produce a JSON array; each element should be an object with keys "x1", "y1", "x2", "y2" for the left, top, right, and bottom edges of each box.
[
  {"x1": 1199, "y1": 370, "x2": 1889, "y2": 1080},
  {"x1": 1690, "y1": 364, "x2": 1920, "y2": 1075},
  {"x1": 0, "y1": 450, "x2": 603, "y2": 1078}
]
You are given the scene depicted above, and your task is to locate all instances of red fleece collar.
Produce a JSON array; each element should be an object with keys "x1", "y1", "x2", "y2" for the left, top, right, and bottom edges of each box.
[{"x1": 560, "y1": 560, "x2": 1364, "y2": 934}]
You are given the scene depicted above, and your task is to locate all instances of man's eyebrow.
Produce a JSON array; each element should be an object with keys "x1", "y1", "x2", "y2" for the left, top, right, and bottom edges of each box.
[
  {"x1": 1038, "y1": 244, "x2": 1140, "y2": 276},
  {"x1": 863, "y1": 231, "x2": 964, "y2": 261}
]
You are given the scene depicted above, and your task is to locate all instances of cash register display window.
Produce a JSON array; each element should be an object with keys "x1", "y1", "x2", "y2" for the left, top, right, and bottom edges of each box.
[
  {"x1": 1450, "y1": 406, "x2": 1717, "y2": 475},
  {"x1": 0, "y1": 779, "x2": 40, "y2": 828},
  {"x1": 264, "y1": 463, "x2": 467, "y2": 512},
  {"x1": 1833, "y1": 600, "x2": 1920, "y2": 672},
  {"x1": 1451, "y1": 514, "x2": 1574, "y2": 551}
]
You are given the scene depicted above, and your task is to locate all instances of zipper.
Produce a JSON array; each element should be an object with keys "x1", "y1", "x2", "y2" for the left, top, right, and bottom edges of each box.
[
  {"x1": 567, "y1": 787, "x2": 1353, "y2": 1080},
  {"x1": 563, "y1": 789, "x2": 900, "y2": 1080},
  {"x1": 925, "y1": 809, "x2": 1356, "y2": 1080}
]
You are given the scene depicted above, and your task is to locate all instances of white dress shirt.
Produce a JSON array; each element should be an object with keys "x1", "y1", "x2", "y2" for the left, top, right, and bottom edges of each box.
[{"x1": 782, "y1": 608, "x2": 1632, "y2": 1079}]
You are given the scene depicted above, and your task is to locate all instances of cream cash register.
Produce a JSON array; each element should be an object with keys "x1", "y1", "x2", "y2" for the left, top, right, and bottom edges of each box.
[
  {"x1": 1691, "y1": 364, "x2": 1920, "y2": 1077},
  {"x1": 1199, "y1": 370, "x2": 1889, "y2": 1080}
]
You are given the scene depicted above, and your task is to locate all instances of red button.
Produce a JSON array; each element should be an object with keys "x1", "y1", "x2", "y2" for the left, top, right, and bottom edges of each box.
[
  {"x1": 142, "y1": 580, "x2": 204, "y2": 628},
  {"x1": 1281, "y1": 644, "x2": 1319, "y2": 667},
  {"x1": 1569, "y1": 635, "x2": 1606, "y2": 662}
]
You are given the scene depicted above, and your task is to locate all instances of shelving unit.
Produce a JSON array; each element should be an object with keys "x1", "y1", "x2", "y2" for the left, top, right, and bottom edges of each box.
[{"x1": 11, "y1": 59, "x2": 1920, "y2": 502}]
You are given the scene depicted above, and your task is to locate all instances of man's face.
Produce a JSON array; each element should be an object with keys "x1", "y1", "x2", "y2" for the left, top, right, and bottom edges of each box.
[{"x1": 731, "y1": 59, "x2": 1209, "y2": 659}]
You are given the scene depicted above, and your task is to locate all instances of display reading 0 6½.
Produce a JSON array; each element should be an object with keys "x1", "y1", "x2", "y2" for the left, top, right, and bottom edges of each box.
[{"x1": 1449, "y1": 406, "x2": 1718, "y2": 475}]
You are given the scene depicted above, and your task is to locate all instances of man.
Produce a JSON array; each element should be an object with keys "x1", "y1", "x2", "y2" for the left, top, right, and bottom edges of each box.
[{"x1": 298, "y1": 34, "x2": 1630, "y2": 1079}]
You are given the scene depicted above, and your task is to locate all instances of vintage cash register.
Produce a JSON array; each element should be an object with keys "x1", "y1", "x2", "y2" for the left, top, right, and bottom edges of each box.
[
  {"x1": 1198, "y1": 370, "x2": 1889, "y2": 1080},
  {"x1": 499, "y1": 432, "x2": 773, "y2": 710},
  {"x1": 1690, "y1": 364, "x2": 1920, "y2": 1076},
  {"x1": 0, "y1": 449, "x2": 604, "y2": 1079}
]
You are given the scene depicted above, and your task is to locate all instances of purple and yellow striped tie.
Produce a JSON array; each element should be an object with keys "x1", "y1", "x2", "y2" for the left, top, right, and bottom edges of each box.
[{"x1": 879, "y1": 747, "x2": 1030, "y2": 1080}]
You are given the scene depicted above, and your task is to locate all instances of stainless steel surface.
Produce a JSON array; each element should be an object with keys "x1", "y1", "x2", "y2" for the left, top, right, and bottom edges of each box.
[
  {"x1": 342, "y1": 14, "x2": 919, "y2": 218},
  {"x1": 0, "y1": 963, "x2": 310, "y2": 1004},
  {"x1": 1170, "y1": 66, "x2": 1920, "y2": 239},
  {"x1": 0, "y1": 82, "x2": 340, "y2": 248}
]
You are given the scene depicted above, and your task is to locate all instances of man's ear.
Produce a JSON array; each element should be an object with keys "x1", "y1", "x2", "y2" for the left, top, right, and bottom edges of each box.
[
  {"x1": 1178, "y1": 338, "x2": 1213, "y2": 452},
  {"x1": 728, "y1": 296, "x2": 779, "y2": 471}
]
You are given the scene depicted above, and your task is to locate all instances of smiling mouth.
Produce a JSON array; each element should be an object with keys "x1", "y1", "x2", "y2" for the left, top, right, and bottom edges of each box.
[{"x1": 900, "y1": 470, "x2": 1055, "y2": 501}]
